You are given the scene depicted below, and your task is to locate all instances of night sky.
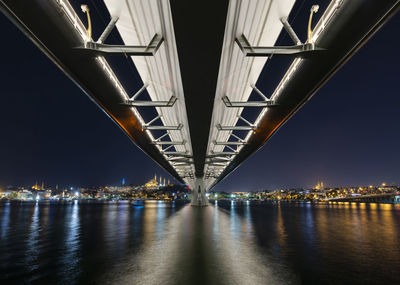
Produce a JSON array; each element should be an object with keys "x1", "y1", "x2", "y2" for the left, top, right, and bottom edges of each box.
[{"x1": 0, "y1": 2, "x2": 399, "y2": 191}]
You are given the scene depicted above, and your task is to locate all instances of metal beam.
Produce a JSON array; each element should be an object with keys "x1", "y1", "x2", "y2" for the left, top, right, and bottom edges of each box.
[
  {"x1": 145, "y1": 124, "x2": 183, "y2": 131},
  {"x1": 214, "y1": 141, "x2": 246, "y2": 146},
  {"x1": 280, "y1": 17, "x2": 302, "y2": 45},
  {"x1": 231, "y1": 133, "x2": 245, "y2": 142},
  {"x1": 251, "y1": 84, "x2": 270, "y2": 101},
  {"x1": 76, "y1": 34, "x2": 164, "y2": 56},
  {"x1": 222, "y1": 96, "x2": 277, "y2": 107},
  {"x1": 235, "y1": 34, "x2": 322, "y2": 57},
  {"x1": 153, "y1": 140, "x2": 185, "y2": 145},
  {"x1": 129, "y1": 83, "x2": 149, "y2": 101},
  {"x1": 206, "y1": 164, "x2": 226, "y2": 168},
  {"x1": 206, "y1": 158, "x2": 231, "y2": 163},
  {"x1": 224, "y1": 145, "x2": 238, "y2": 153},
  {"x1": 216, "y1": 124, "x2": 256, "y2": 131},
  {"x1": 154, "y1": 132, "x2": 169, "y2": 142},
  {"x1": 171, "y1": 162, "x2": 192, "y2": 166},
  {"x1": 168, "y1": 158, "x2": 193, "y2": 163},
  {"x1": 97, "y1": 16, "x2": 119, "y2": 44},
  {"x1": 207, "y1": 152, "x2": 237, "y2": 157},
  {"x1": 163, "y1": 152, "x2": 191, "y2": 157},
  {"x1": 121, "y1": 95, "x2": 177, "y2": 107}
]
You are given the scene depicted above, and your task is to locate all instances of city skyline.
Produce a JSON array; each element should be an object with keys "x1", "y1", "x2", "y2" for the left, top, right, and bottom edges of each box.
[{"x1": 0, "y1": 7, "x2": 399, "y2": 191}]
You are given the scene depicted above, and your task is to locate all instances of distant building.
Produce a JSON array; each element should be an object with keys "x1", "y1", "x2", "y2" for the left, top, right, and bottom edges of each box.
[
  {"x1": 32, "y1": 181, "x2": 45, "y2": 190},
  {"x1": 145, "y1": 174, "x2": 159, "y2": 190},
  {"x1": 314, "y1": 181, "x2": 324, "y2": 190},
  {"x1": 144, "y1": 174, "x2": 168, "y2": 190}
]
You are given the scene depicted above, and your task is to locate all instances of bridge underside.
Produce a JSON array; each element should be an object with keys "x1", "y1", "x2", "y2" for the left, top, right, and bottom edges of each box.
[
  {"x1": 1, "y1": 0, "x2": 399, "y2": 205},
  {"x1": 169, "y1": 0, "x2": 229, "y2": 179}
]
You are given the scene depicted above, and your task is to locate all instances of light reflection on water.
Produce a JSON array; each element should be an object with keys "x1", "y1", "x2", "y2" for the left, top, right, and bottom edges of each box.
[
  {"x1": 59, "y1": 200, "x2": 81, "y2": 282},
  {"x1": 0, "y1": 200, "x2": 399, "y2": 284},
  {"x1": 25, "y1": 203, "x2": 40, "y2": 274}
]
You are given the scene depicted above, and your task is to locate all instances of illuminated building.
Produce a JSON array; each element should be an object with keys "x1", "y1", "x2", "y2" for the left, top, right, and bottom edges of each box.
[
  {"x1": 32, "y1": 181, "x2": 45, "y2": 190},
  {"x1": 314, "y1": 181, "x2": 324, "y2": 190},
  {"x1": 144, "y1": 174, "x2": 159, "y2": 190}
]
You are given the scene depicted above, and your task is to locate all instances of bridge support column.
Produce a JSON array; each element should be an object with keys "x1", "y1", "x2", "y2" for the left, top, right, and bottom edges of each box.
[{"x1": 191, "y1": 177, "x2": 208, "y2": 207}]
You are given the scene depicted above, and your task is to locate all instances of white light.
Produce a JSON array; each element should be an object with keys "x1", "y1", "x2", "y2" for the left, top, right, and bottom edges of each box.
[{"x1": 75, "y1": 192, "x2": 79, "y2": 196}]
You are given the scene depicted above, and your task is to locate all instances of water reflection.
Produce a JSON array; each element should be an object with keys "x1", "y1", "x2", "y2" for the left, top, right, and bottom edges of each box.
[
  {"x1": 0, "y1": 201, "x2": 399, "y2": 284},
  {"x1": 103, "y1": 202, "x2": 290, "y2": 285},
  {"x1": 60, "y1": 200, "x2": 81, "y2": 281},
  {"x1": 0, "y1": 202, "x2": 10, "y2": 239},
  {"x1": 25, "y1": 203, "x2": 40, "y2": 274}
]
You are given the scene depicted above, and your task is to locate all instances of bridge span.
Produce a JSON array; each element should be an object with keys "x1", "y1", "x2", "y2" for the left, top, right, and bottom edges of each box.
[{"x1": 1, "y1": 0, "x2": 399, "y2": 205}]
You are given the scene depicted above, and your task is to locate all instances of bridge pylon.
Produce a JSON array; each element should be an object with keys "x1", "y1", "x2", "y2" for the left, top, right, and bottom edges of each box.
[{"x1": 191, "y1": 177, "x2": 208, "y2": 207}]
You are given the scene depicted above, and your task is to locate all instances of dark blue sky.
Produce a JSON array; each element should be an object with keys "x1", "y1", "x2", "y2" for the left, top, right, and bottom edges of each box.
[{"x1": 0, "y1": 4, "x2": 399, "y2": 190}]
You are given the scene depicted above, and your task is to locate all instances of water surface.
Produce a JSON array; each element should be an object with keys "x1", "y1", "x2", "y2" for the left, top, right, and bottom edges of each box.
[{"x1": 1, "y1": 200, "x2": 399, "y2": 284}]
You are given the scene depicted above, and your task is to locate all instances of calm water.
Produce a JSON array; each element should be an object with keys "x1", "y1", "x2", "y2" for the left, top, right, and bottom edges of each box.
[{"x1": 1, "y1": 200, "x2": 400, "y2": 284}]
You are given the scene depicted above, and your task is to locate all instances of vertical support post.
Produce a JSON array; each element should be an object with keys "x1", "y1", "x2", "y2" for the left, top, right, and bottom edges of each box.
[{"x1": 191, "y1": 177, "x2": 208, "y2": 207}]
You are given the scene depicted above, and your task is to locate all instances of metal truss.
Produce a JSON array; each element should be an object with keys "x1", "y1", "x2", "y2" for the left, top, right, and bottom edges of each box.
[
  {"x1": 222, "y1": 84, "x2": 277, "y2": 107},
  {"x1": 214, "y1": 141, "x2": 246, "y2": 146},
  {"x1": 222, "y1": 95, "x2": 277, "y2": 107},
  {"x1": 142, "y1": 114, "x2": 182, "y2": 131},
  {"x1": 217, "y1": 114, "x2": 257, "y2": 131},
  {"x1": 145, "y1": 124, "x2": 183, "y2": 131},
  {"x1": 119, "y1": 84, "x2": 177, "y2": 107},
  {"x1": 153, "y1": 141, "x2": 185, "y2": 145},
  {"x1": 77, "y1": 34, "x2": 164, "y2": 57},
  {"x1": 235, "y1": 14, "x2": 323, "y2": 57},
  {"x1": 206, "y1": 152, "x2": 237, "y2": 157},
  {"x1": 163, "y1": 152, "x2": 192, "y2": 157},
  {"x1": 216, "y1": 124, "x2": 256, "y2": 131},
  {"x1": 235, "y1": 34, "x2": 322, "y2": 57}
]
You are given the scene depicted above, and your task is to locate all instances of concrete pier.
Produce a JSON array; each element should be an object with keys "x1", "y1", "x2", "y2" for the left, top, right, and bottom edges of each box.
[{"x1": 191, "y1": 177, "x2": 208, "y2": 207}]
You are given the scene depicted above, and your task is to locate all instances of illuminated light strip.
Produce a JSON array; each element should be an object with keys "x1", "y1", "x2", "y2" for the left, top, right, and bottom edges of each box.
[
  {"x1": 56, "y1": 0, "x2": 87, "y2": 40},
  {"x1": 311, "y1": 0, "x2": 344, "y2": 43}
]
